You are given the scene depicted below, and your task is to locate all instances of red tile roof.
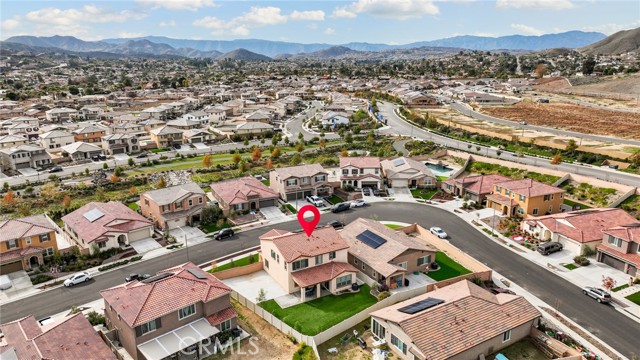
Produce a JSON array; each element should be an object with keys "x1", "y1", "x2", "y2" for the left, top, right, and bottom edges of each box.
[
  {"x1": 0, "y1": 214, "x2": 55, "y2": 242},
  {"x1": 62, "y1": 201, "x2": 152, "y2": 243},
  {"x1": 597, "y1": 244, "x2": 640, "y2": 267},
  {"x1": 211, "y1": 176, "x2": 278, "y2": 206},
  {"x1": 455, "y1": 174, "x2": 511, "y2": 195},
  {"x1": 100, "y1": 262, "x2": 231, "y2": 327},
  {"x1": 0, "y1": 314, "x2": 117, "y2": 360},
  {"x1": 486, "y1": 193, "x2": 518, "y2": 206},
  {"x1": 206, "y1": 307, "x2": 237, "y2": 326},
  {"x1": 495, "y1": 178, "x2": 564, "y2": 197},
  {"x1": 0, "y1": 247, "x2": 44, "y2": 263},
  {"x1": 291, "y1": 262, "x2": 358, "y2": 287},
  {"x1": 604, "y1": 224, "x2": 640, "y2": 242},
  {"x1": 528, "y1": 208, "x2": 639, "y2": 243},
  {"x1": 339, "y1": 156, "x2": 381, "y2": 169},
  {"x1": 259, "y1": 226, "x2": 349, "y2": 262}
]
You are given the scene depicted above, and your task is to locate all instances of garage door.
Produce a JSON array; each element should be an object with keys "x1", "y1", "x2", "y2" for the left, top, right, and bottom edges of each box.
[
  {"x1": 391, "y1": 179, "x2": 408, "y2": 188},
  {"x1": 1, "y1": 261, "x2": 24, "y2": 275},
  {"x1": 168, "y1": 217, "x2": 187, "y2": 229},
  {"x1": 113, "y1": 148, "x2": 125, "y2": 154},
  {"x1": 600, "y1": 253, "x2": 625, "y2": 272},
  {"x1": 260, "y1": 199, "x2": 276, "y2": 207},
  {"x1": 557, "y1": 236, "x2": 580, "y2": 255}
]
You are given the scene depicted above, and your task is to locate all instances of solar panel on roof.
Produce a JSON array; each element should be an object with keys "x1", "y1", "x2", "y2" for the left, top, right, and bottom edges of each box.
[
  {"x1": 356, "y1": 230, "x2": 387, "y2": 249},
  {"x1": 83, "y1": 208, "x2": 105, "y2": 223},
  {"x1": 392, "y1": 158, "x2": 405, "y2": 167},
  {"x1": 188, "y1": 268, "x2": 207, "y2": 279},
  {"x1": 398, "y1": 298, "x2": 445, "y2": 314}
]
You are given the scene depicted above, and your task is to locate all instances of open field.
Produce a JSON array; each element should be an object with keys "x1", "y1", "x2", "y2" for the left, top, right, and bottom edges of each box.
[
  {"x1": 571, "y1": 73, "x2": 640, "y2": 96},
  {"x1": 481, "y1": 100, "x2": 640, "y2": 139}
]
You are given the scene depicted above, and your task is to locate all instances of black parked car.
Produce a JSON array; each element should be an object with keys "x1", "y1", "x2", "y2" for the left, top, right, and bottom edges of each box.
[
  {"x1": 135, "y1": 152, "x2": 148, "y2": 158},
  {"x1": 48, "y1": 166, "x2": 63, "y2": 173},
  {"x1": 327, "y1": 220, "x2": 344, "y2": 229},
  {"x1": 125, "y1": 273, "x2": 151, "y2": 282},
  {"x1": 213, "y1": 228, "x2": 235, "y2": 240},
  {"x1": 91, "y1": 155, "x2": 107, "y2": 161},
  {"x1": 172, "y1": 143, "x2": 182, "y2": 150},
  {"x1": 331, "y1": 202, "x2": 351, "y2": 213}
]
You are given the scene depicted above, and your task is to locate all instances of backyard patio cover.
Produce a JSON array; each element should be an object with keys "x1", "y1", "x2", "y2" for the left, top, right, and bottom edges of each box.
[{"x1": 137, "y1": 318, "x2": 219, "y2": 360}]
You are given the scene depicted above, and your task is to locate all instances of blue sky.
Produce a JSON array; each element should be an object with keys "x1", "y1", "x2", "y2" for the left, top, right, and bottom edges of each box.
[{"x1": 1, "y1": 0, "x2": 638, "y2": 43}]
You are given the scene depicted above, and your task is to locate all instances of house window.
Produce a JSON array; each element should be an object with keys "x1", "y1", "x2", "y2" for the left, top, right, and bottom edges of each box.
[
  {"x1": 315, "y1": 255, "x2": 323, "y2": 265},
  {"x1": 188, "y1": 199, "x2": 193, "y2": 206},
  {"x1": 179, "y1": 304, "x2": 196, "y2": 320},
  {"x1": 315, "y1": 175, "x2": 326, "y2": 182},
  {"x1": 519, "y1": 195, "x2": 525, "y2": 201},
  {"x1": 336, "y1": 274, "x2": 352, "y2": 288},
  {"x1": 518, "y1": 208, "x2": 525, "y2": 215},
  {"x1": 265, "y1": 259, "x2": 269, "y2": 269},
  {"x1": 271, "y1": 250, "x2": 276, "y2": 259},
  {"x1": 608, "y1": 235, "x2": 622, "y2": 247},
  {"x1": 354, "y1": 258, "x2": 358, "y2": 265},
  {"x1": 548, "y1": 205, "x2": 553, "y2": 213},
  {"x1": 496, "y1": 186, "x2": 502, "y2": 192},
  {"x1": 372, "y1": 270, "x2": 377, "y2": 278},
  {"x1": 98, "y1": 242, "x2": 107, "y2": 249},
  {"x1": 362, "y1": 262, "x2": 365, "y2": 270},
  {"x1": 351, "y1": 169, "x2": 358, "y2": 175},
  {"x1": 532, "y1": 208, "x2": 539, "y2": 215},
  {"x1": 359, "y1": 169, "x2": 364, "y2": 174},
  {"x1": 502, "y1": 330, "x2": 511, "y2": 342},
  {"x1": 136, "y1": 318, "x2": 161, "y2": 336},
  {"x1": 397, "y1": 262, "x2": 407, "y2": 270},
  {"x1": 550, "y1": 194, "x2": 555, "y2": 200},
  {"x1": 426, "y1": 178, "x2": 432, "y2": 185},
  {"x1": 220, "y1": 319, "x2": 232, "y2": 331},
  {"x1": 292, "y1": 259, "x2": 309, "y2": 271},
  {"x1": 284, "y1": 262, "x2": 287, "y2": 270},
  {"x1": 417, "y1": 255, "x2": 431, "y2": 267},
  {"x1": 505, "y1": 189, "x2": 511, "y2": 196},
  {"x1": 277, "y1": 254, "x2": 280, "y2": 263},
  {"x1": 44, "y1": 248, "x2": 54, "y2": 256},
  {"x1": 175, "y1": 202, "x2": 182, "y2": 209},
  {"x1": 342, "y1": 169, "x2": 349, "y2": 175},
  {"x1": 301, "y1": 177, "x2": 309, "y2": 184},
  {"x1": 26, "y1": 238, "x2": 31, "y2": 245},
  {"x1": 199, "y1": 197, "x2": 203, "y2": 204},
  {"x1": 329, "y1": 251, "x2": 336, "y2": 260},
  {"x1": 40, "y1": 233, "x2": 50, "y2": 242},
  {"x1": 372, "y1": 319, "x2": 386, "y2": 339},
  {"x1": 544, "y1": 195, "x2": 550, "y2": 201},
  {"x1": 375, "y1": 168, "x2": 379, "y2": 174},
  {"x1": 391, "y1": 334, "x2": 407, "y2": 354},
  {"x1": 286, "y1": 179, "x2": 298, "y2": 186}
]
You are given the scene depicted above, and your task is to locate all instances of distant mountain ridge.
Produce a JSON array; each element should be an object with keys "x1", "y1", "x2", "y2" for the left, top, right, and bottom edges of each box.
[
  {"x1": 218, "y1": 48, "x2": 271, "y2": 61},
  {"x1": 581, "y1": 27, "x2": 640, "y2": 55},
  {"x1": 5, "y1": 30, "x2": 608, "y2": 59}
]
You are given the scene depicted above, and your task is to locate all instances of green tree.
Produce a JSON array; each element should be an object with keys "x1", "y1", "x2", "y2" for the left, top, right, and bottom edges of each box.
[
  {"x1": 345, "y1": 132, "x2": 353, "y2": 144},
  {"x1": 271, "y1": 147, "x2": 281, "y2": 158},
  {"x1": 102, "y1": 163, "x2": 108, "y2": 170},
  {"x1": 232, "y1": 151, "x2": 242, "y2": 165},
  {"x1": 565, "y1": 139, "x2": 578, "y2": 153},
  {"x1": 95, "y1": 186, "x2": 107, "y2": 201},
  {"x1": 295, "y1": 142, "x2": 304, "y2": 152},
  {"x1": 201, "y1": 205, "x2": 223, "y2": 226},
  {"x1": 128, "y1": 157, "x2": 135, "y2": 167},
  {"x1": 289, "y1": 153, "x2": 302, "y2": 166}
]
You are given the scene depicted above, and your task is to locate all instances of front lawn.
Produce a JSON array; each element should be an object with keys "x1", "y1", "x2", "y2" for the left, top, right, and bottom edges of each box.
[
  {"x1": 127, "y1": 202, "x2": 139, "y2": 211},
  {"x1": 612, "y1": 284, "x2": 630, "y2": 292},
  {"x1": 563, "y1": 263, "x2": 578, "y2": 270},
  {"x1": 385, "y1": 224, "x2": 404, "y2": 229},
  {"x1": 428, "y1": 252, "x2": 472, "y2": 281},
  {"x1": 285, "y1": 203, "x2": 298, "y2": 214},
  {"x1": 259, "y1": 284, "x2": 376, "y2": 335},
  {"x1": 411, "y1": 188, "x2": 438, "y2": 200},
  {"x1": 200, "y1": 221, "x2": 231, "y2": 234},
  {"x1": 261, "y1": 179, "x2": 270, "y2": 186},
  {"x1": 210, "y1": 254, "x2": 260, "y2": 273},
  {"x1": 626, "y1": 292, "x2": 640, "y2": 305},
  {"x1": 436, "y1": 175, "x2": 448, "y2": 181},
  {"x1": 327, "y1": 194, "x2": 345, "y2": 205},
  {"x1": 563, "y1": 198, "x2": 592, "y2": 210}
]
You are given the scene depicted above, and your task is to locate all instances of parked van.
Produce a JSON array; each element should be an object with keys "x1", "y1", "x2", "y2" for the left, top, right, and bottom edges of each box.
[{"x1": 537, "y1": 242, "x2": 563, "y2": 255}]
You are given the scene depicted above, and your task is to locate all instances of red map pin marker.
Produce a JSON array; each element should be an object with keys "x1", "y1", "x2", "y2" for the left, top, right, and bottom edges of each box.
[{"x1": 298, "y1": 204, "x2": 321, "y2": 237}]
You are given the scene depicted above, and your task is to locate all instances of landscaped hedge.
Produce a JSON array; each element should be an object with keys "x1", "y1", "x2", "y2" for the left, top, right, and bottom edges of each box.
[
  {"x1": 98, "y1": 256, "x2": 143, "y2": 272},
  {"x1": 30, "y1": 274, "x2": 55, "y2": 285}
]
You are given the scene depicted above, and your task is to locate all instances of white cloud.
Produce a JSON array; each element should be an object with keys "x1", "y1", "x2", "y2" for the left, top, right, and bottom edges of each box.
[
  {"x1": 194, "y1": 6, "x2": 323, "y2": 36},
  {"x1": 290, "y1": 10, "x2": 325, "y2": 21},
  {"x1": 511, "y1": 23, "x2": 544, "y2": 36},
  {"x1": 136, "y1": 0, "x2": 217, "y2": 11},
  {"x1": 159, "y1": 20, "x2": 176, "y2": 27},
  {"x1": 324, "y1": 27, "x2": 336, "y2": 35},
  {"x1": 1, "y1": 19, "x2": 20, "y2": 30},
  {"x1": 497, "y1": 0, "x2": 574, "y2": 10},
  {"x1": 581, "y1": 21, "x2": 640, "y2": 35},
  {"x1": 118, "y1": 32, "x2": 144, "y2": 38},
  {"x1": 332, "y1": 0, "x2": 439, "y2": 20}
]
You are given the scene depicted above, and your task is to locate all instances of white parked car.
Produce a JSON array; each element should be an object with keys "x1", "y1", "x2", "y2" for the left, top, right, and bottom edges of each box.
[
  {"x1": 350, "y1": 199, "x2": 368, "y2": 208},
  {"x1": 64, "y1": 271, "x2": 92, "y2": 287},
  {"x1": 430, "y1": 227, "x2": 448, "y2": 239},
  {"x1": 306, "y1": 195, "x2": 324, "y2": 207}
]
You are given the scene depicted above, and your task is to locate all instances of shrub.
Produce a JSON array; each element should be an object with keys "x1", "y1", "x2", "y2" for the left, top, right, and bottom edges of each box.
[
  {"x1": 30, "y1": 274, "x2": 54, "y2": 285},
  {"x1": 377, "y1": 291, "x2": 391, "y2": 301},
  {"x1": 87, "y1": 311, "x2": 106, "y2": 326},
  {"x1": 581, "y1": 246, "x2": 596, "y2": 257},
  {"x1": 292, "y1": 342, "x2": 316, "y2": 360},
  {"x1": 573, "y1": 256, "x2": 590, "y2": 266}
]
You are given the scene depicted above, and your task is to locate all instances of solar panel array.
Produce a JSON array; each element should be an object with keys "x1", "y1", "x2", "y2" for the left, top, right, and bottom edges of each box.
[
  {"x1": 356, "y1": 230, "x2": 387, "y2": 249},
  {"x1": 188, "y1": 268, "x2": 207, "y2": 279},
  {"x1": 398, "y1": 298, "x2": 445, "y2": 314},
  {"x1": 393, "y1": 158, "x2": 405, "y2": 167},
  {"x1": 83, "y1": 208, "x2": 105, "y2": 223}
]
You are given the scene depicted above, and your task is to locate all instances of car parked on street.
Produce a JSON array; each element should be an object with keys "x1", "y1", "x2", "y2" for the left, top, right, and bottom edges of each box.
[
  {"x1": 537, "y1": 242, "x2": 563, "y2": 255},
  {"x1": 350, "y1": 199, "x2": 368, "y2": 208},
  {"x1": 63, "y1": 272, "x2": 92, "y2": 287},
  {"x1": 213, "y1": 228, "x2": 235, "y2": 240},
  {"x1": 327, "y1": 220, "x2": 344, "y2": 229},
  {"x1": 48, "y1": 166, "x2": 63, "y2": 173},
  {"x1": 125, "y1": 273, "x2": 151, "y2": 282},
  {"x1": 430, "y1": 227, "x2": 448, "y2": 239},
  {"x1": 306, "y1": 195, "x2": 324, "y2": 207},
  {"x1": 135, "y1": 152, "x2": 148, "y2": 158},
  {"x1": 331, "y1": 202, "x2": 351, "y2": 213},
  {"x1": 582, "y1": 287, "x2": 611, "y2": 303}
]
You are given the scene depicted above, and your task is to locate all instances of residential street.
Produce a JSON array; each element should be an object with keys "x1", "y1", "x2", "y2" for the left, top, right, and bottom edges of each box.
[
  {"x1": 1, "y1": 202, "x2": 637, "y2": 358},
  {"x1": 378, "y1": 101, "x2": 640, "y2": 187}
]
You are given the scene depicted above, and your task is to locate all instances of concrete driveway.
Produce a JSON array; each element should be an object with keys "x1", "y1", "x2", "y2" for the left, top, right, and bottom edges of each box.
[
  {"x1": 387, "y1": 187, "x2": 415, "y2": 202},
  {"x1": 112, "y1": 153, "x2": 130, "y2": 161},
  {"x1": 0, "y1": 271, "x2": 39, "y2": 302},
  {"x1": 17, "y1": 168, "x2": 39, "y2": 177},
  {"x1": 260, "y1": 206, "x2": 288, "y2": 222},
  {"x1": 221, "y1": 270, "x2": 288, "y2": 302},
  {"x1": 130, "y1": 238, "x2": 162, "y2": 254}
]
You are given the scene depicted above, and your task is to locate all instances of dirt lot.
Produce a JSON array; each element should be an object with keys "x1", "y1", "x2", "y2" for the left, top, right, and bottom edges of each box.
[{"x1": 481, "y1": 101, "x2": 640, "y2": 139}]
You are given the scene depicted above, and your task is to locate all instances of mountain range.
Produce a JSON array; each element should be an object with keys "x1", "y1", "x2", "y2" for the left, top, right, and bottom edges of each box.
[
  {"x1": 581, "y1": 27, "x2": 640, "y2": 55},
  {"x1": 4, "y1": 31, "x2": 608, "y2": 60}
]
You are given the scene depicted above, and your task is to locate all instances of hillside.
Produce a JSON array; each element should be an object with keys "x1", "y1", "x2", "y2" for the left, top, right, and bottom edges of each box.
[
  {"x1": 217, "y1": 48, "x2": 271, "y2": 61},
  {"x1": 581, "y1": 27, "x2": 640, "y2": 55}
]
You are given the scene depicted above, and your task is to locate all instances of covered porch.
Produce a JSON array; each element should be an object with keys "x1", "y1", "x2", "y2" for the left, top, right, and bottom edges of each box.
[
  {"x1": 137, "y1": 318, "x2": 219, "y2": 360},
  {"x1": 291, "y1": 262, "x2": 358, "y2": 303}
]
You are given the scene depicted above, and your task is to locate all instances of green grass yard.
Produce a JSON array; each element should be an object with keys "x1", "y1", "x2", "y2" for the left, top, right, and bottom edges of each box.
[
  {"x1": 411, "y1": 188, "x2": 438, "y2": 200},
  {"x1": 427, "y1": 252, "x2": 472, "y2": 281},
  {"x1": 259, "y1": 284, "x2": 376, "y2": 335},
  {"x1": 612, "y1": 284, "x2": 630, "y2": 292},
  {"x1": 210, "y1": 254, "x2": 260, "y2": 273},
  {"x1": 563, "y1": 263, "x2": 578, "y2": 270},
  {"x1": 200, "y1": 222, "x2": 231, "y2": 234},
  {"x1": 327, "y1": 194, "x2": 345, "y2": 205},
  {"x1": 127, "y1": 202, "x2": 139, "y2": 211},
  {"x1": 385, "y1": 224, "x2": 404, "y2": 229},
  {"x1": 563, "y1": 199, "x2": 592, "y2": 210},
  {"x1": 626, "y1": 292, "x2": 640, "y2": 305}
]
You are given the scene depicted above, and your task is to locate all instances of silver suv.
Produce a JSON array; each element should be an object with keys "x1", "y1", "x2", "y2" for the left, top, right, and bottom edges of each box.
[
  {"x1": 582, "y1": 287, "x2": 611, "y2": 304},
  {"x1": 306, "y1": 195, "x2": 324, "y2": 207}
]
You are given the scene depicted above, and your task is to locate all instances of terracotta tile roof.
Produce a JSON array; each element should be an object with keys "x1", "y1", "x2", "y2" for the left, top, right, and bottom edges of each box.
[
  {"x1": 0, "y1": 247, "x2": 44, "y2": 263},
  {"x1": 0, "y1": 214, "x2": 55, "y2": 242},
  {"x1": 205, "y1": 307, "x2": 237, "y2": 326},
  {"x1": 371, "y1": 281, "x2": 540, "y2": 360},
  {"x1": 0, "y1": 314, "x2": 117, "y2": 360},
  {"x1": 597, "y1": 244, "x2": 640, "y2": 267},
  {"x1": 271, "y1": 164, "x2": 327, "y2": 180},
  {"x1": 486, "y1": 193, "x2": 518, "y2": 206},
  {"x1": 291, "y1": 261, "x2": 358, "y2": 287},
  {"x1": 495, "y1": 178, "x2": 564, "y2": 197},
  {"x1": 339, "y1": 156, "x2": 381, "y2": 169},
  {"x1": 62, "y1": 202, "x2": 152, "y2": 243},
  {"x1": 603, "y1": 224, "x2": 640, "y2": 242},
  {"x1": 455, "y1": 174, "x2": 511, "y2": 195},
  {"x1": 100, "y1": 262, "x2": 231, "y2": 327},
  {"x1": 528, "y1": 208, "x2": 639, "y2": 243},
  {"x1": 259, "y1": 226, "x2": 349, "y2": 262},
  {"x1": 340, "y1": 218, "x2": 436, "y2": 277},
  {"x1": 211, "y1": 176, "x2": 279, "y2": 206}
]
